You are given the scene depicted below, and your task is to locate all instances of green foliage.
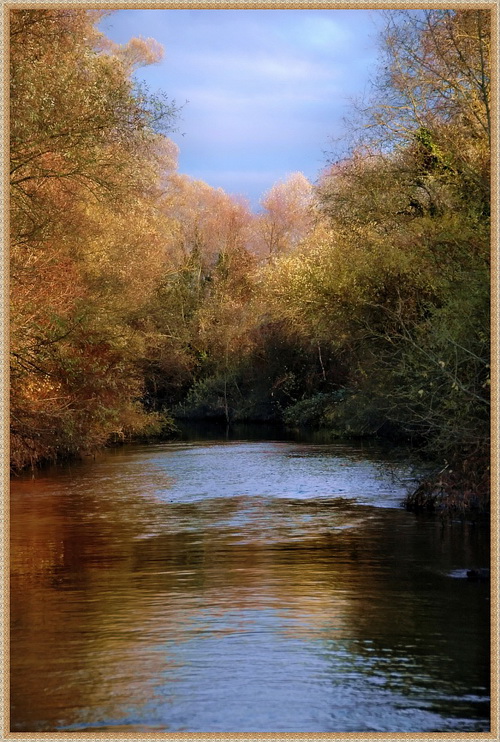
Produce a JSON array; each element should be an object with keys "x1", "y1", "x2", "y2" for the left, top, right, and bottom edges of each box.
[
  {"x1": 130, "y1": 411, "x2": 178, "y2": 440},
  {"x1": 174, "y1": 374, "x2": 240, "y2": 421},
  {"x1": 260, "y1": 9, "x2": 490, "y2": 508},
  {"x1": 282, "y1": 391, "x2": 347, "y2": 428}
]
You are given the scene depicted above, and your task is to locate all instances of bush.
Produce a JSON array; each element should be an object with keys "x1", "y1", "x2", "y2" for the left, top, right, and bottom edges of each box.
[{"x1": 283, "y1": 390, "x2": 347, "y2": 427}]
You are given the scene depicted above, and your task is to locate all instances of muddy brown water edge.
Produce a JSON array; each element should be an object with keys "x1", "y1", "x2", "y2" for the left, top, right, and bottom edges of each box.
[{"x1": 11, "y1": 425, "x2": 490, "y2": 733}]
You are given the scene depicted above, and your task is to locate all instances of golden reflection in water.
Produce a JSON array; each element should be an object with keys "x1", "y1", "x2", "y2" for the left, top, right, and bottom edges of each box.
[{"x1": 10, "y1": 445, "x2": 490, "y2": 733}]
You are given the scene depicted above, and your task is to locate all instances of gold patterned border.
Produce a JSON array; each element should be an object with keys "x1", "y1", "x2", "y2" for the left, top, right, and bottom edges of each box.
[{"x1": 1, "y1": 2, "x2": 498, "y2": 741}]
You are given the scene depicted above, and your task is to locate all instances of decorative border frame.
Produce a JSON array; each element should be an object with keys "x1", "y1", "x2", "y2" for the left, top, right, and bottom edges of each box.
[{"x1": 1, "y1": 2, "x2": 497, "y2": 740}]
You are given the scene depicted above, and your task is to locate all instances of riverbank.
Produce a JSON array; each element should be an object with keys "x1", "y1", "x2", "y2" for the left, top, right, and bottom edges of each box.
[
  {"x1": 402, "y1": 458, "x2": 490, "y2": 517},
  {"x1": 171, "y1": 415, "x2": 491, "y2": 519},
  {"x1": 10, "y1": 412, "x2": 490, "y2": 519}
]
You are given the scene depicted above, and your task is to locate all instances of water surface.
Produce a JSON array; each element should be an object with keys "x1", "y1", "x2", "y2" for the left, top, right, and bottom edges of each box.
[{"x1": 11, "y1": 433, "x2": 490, "y2": 733}]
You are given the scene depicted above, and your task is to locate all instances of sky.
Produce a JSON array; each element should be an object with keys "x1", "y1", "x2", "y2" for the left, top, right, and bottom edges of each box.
[{"x1": 100, "y1": 10, "x2": 385, "y2": 208}]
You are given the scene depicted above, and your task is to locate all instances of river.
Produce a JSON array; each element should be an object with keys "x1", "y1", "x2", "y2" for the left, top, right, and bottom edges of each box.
[{"x1": 10, "y1": 425, "x2": 490, "y2": 733}]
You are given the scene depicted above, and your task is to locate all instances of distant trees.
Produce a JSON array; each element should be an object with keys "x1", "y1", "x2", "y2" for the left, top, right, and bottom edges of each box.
[
  {"x1": 137, "y1": 174, "x2": 257, "y2": 418},
  {"x1": 255, "y1": 172, "x2": 315, "y2": 258}
]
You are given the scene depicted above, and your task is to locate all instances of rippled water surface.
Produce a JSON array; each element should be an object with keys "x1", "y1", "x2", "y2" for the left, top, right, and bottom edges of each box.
[{"x1": 11, "y1": 429, "x2": 490, "y2": 733}]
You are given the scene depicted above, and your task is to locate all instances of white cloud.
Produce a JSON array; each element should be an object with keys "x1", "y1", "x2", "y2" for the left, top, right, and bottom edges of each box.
[
  {"x1": 179, "y1": 84, "x2": 341, "y2": 113},
  {"x1": 100, "y1": 9, "x2": 383, "y2": 204},
  {"x1": 174, "y1": 48, "x2": 337, "y2": 85}
]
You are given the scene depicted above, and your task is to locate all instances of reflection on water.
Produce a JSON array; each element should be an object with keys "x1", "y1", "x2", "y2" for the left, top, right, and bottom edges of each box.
[{"x1": 11, "y1": 433, "x2": 490, "y2": 732}]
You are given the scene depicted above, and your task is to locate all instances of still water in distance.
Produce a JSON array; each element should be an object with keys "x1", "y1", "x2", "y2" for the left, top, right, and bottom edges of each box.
[{"x1": 11, "y1": 425, "x2": 490, "y2": 733}]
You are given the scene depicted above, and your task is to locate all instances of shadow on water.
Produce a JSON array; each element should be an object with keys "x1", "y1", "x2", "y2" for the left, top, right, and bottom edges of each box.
[
  {"x1": 175, "y1": 420, "x2": 417, "y2": 457},
  {"x1": 11, "y1": 432, "x2": 489, "y2": 733}
]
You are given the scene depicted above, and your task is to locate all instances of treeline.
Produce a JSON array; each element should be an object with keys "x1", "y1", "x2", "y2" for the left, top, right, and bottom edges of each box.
[{"x1": 10, "y1": 10, "x2": 490, "y2": 512}]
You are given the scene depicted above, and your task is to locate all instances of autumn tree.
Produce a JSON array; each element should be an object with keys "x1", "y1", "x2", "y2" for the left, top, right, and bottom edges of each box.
[
  {"x1": 135, "y1": 174, "x2": 258, "y2": 419},
  {"x1": 255, "y1": 172, "x2": 315, "y2": 259},
  {"x1": 10, "y1": 9, "x2": 179, "y2": 470},
  {"x1": 356, "y1": 9, "x2": 490, "y2": 215},
  {"x1": 260, "y1": 9, "x2": 490, "y2": 509}
]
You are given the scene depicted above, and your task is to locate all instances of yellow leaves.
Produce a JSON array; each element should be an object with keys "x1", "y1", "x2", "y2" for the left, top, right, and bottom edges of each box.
[
  {"x1": 10, "y1": 9, "x2": 181, "y2": 470},
  {"x1": 119, "y1": 36, "x2": 164, "y2": 68},
  {"x1": 100, "y1": 32, "x2": 165, "y2": 69},
  {"x1": 80, "y1": 195, "x2": 168, "y2": 314},
  {"x1": 161, "y1": 173, "x2": 254, "y2": 271},
  {"x1": 154, "y1": 136, "x2": 179, "y2": 174}
]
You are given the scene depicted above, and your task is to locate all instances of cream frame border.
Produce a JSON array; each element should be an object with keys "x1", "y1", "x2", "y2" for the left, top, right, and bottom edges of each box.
[{"x1": 1, "y1": 2, "x2": 498, "y2": 741}]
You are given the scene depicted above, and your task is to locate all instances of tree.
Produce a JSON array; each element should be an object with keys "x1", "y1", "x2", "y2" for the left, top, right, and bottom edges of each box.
[
  {"x1": 358, "y1": 9, "x2": 490, "y2": 213},
  {"x1": 255, "y1": 172, "x2": 315, "y2": 258},
  {"x1": 10, "y1": 9, "x2": 179, "y2": 470},
  {"x1": 137, "y1": 174, "x2": 257, "y2": 418}
]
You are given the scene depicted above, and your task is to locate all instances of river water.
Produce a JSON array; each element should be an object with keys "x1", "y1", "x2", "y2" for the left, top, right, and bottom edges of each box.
[{"x1": 10, "y1": 426, "x2": 490, "y2": 733}]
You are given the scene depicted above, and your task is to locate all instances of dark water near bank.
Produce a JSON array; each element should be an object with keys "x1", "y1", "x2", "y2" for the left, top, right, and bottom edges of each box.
[{"x1": 11, "y1": 426, "x2": 490, "y2": 733}]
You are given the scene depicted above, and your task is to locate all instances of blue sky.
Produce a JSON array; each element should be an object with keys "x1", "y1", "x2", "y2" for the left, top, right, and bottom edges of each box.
[{"x1": 100, "y1": 10, "x2": 384, "y2": 207}]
